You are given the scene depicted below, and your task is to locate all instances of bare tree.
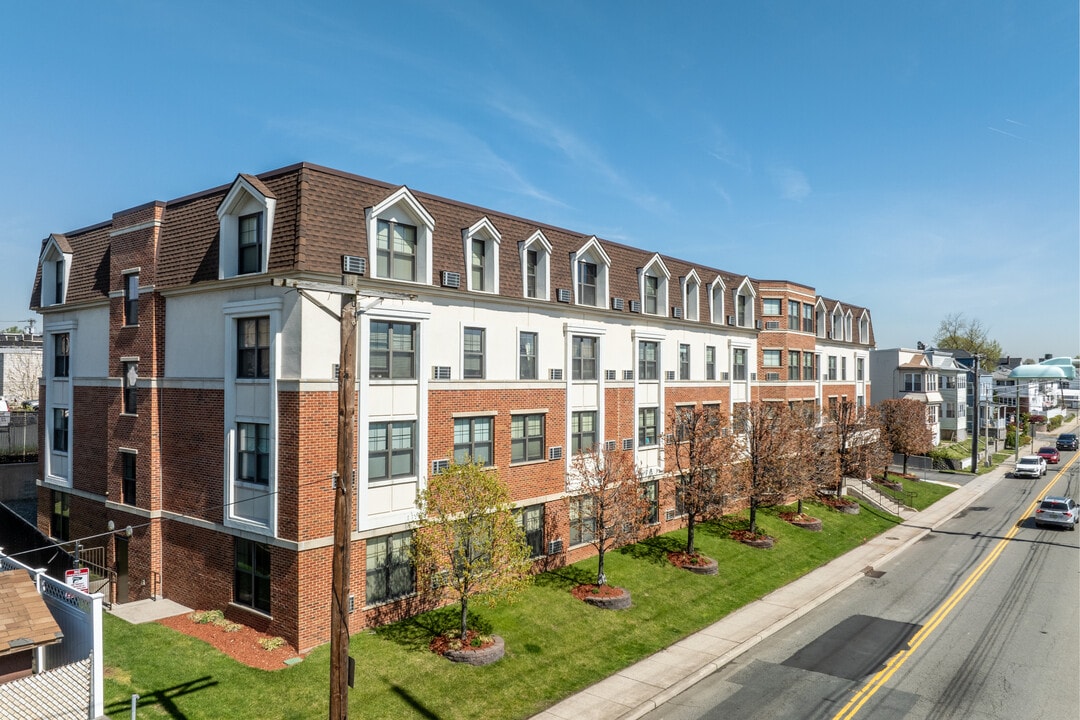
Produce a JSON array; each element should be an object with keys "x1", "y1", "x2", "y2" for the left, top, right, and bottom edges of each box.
[
  {"x1": 568, "y1": 446, "x2": 652, "y2": 587},
  {"x1": 2, "y1": 350, "x2": 41, "y2": 404},
  {"x1": 878, "y1": 398, "x2": 933, "y2": 475},
  {"x1": 731, "y1": 402, "x2": 810, "y2": 535},
  {"x1": 934, "y1": 313, "x2": 1002, "y2": 372},
  {"x1": 412, "y1": 461, "x2": 533, "y2": 640},
  {"x1": 787, "y1": 404, "x2": 838, "y2": 515},
  {"x1": 667, "y1": 404, "x2": 739, "y2": 556},
  {"x1": 823, "y1": 400, "x2": 882, "y2": 492}
]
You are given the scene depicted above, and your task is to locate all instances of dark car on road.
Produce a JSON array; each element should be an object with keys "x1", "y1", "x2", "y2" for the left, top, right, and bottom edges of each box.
[
  {"x1": 1056, "y1": 433, "x2": 1078, "y2": 451},
  {"x1": 1037, "y1": 446, "x2": 1060, "y2": 464}
]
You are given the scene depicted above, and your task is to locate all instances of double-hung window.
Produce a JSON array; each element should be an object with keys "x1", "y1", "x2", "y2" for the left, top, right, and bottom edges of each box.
[
  {"x1": 841, "y1": 357, "x2": 847, "y2": 381},
  {"x1": 237, "y1": 422, "x2": 269, "y2": 485},
  {"x1": 234, "y1": 538, "x2": 271, "y2": 614},
  {"x1": 471, "y1": 239, "x2": 486, "y2": 291},
  {"x1": 789, "y1": 351, "x2": 801, "y2": 380},
  {"x1": 705, "y1": 346, "x2": 716, "y2": 380},
  {"x1": 578, "y1": 261, "x2": 597, "y2": 306},
  {"x1": 763, "y1": 350, "x2": 781, "y2": 368},
  {"x1": 857, "y1": 357, "x2": 865, "y2": 381},
  {"x1": 572, "y1": 336, "x2": 597, "y2": 380},
  {"x1": 519, "y1": 332, "x2": 538, "y2": 380},
  {"x1": 638, "y1": 341, "x2": 659, "y2": 380},
  {"x1": 376, "y1": 219, "x2": 417, "y2": 281},
  {"x1": 638, "y1": 407, "x2": 658, "y2": 447},
  {"x1": 569, "y1": 496, "x2": 595, "y2": 546},
  {"x1": 571, "y1": 411, "x2": 597, "y2": 454},
  {"x1": 828, "y1": 356, "x2": 837, "y2": 381},
  {"x1": 515, "y1": 505, "x2": 545, "y2": 558},
  {"x1": 237, "y1": 317, "x2": 270, "y2": 379},
  {"x1": 454, "y1": 417, "x2": 493, "y2": 466},
  {"x1": 788, "y1": 301, "x2": 800, "y2": 330},
  {"x1": 525, "y1": 250, "x2": 538, "y2": 298},
  {"x1": 679, "y1": 344, "x2": 690, "y2": 380},
  {"x1": 511, "y1": 413, "x2": 545, "y2": 464},
  {"x1": 238, "y1": 213, "x2": 263, "y2": 275},
  {"x1": 124, "y1": 273, "x2": 139, "y2": 325},
  {"x1": 762, "y1": 298, "x2": 781, "y2": 316},
  {"x1": 732, "y1": 348, "x2": 747, "y2": 381},
  {"x1": 803, "y1": 352, "x2": 815, "y2": 380},
  {"x1": 122, "y1": 361, "x2": 138, "y2": 414},
  {"x1": 121, "y1": 452, "x2": 136, "y2": 505},
  {"x1": 644, "y1": 275, "x2": 659, "y2": 314},
  {"x1": 51, "y1": 491, "x2": 69, "y2": 541},
  {"x1": 365, "y1": 531, "x2": 415, "y2": 605},
  {"x1": 52, "y1": 408, "x2": 69, "y2": 452},
  {"x1": 463, "y1": 328, "x2": 485, "y2": 379},
  {"x1": 54, "y1": 333, "x2": 70, "y2": 378},
  {"x1": 802, "y1": 303, "x2": 814, "y2": 333},
  {"x1": 369, "y1": 421, "x2": 416, "y2": 481},
  {"x1": 642, "y1": 479, "x2": 659, "y2": 524},
  {"x1": 370, "y1": 321, "x2": 416, "y2": 379}
]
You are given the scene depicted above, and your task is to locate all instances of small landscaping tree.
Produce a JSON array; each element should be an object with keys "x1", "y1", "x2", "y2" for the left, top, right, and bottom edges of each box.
[
  {"x1": 730, "y1": 402, "x2": 806, "y2": 535},
  {"x1": 878, "y1": 398, "x2": 933, "y2": 475},
  {"x1": 667, "y1": 404, "x2": 739, "y2": 556},
  {"x1": 412, "y1": 461, "x2": 533, "y2": 641},
  {"x1": 787, "y1": 404, "x2": 837, "y2": 515},
  {"x1": 823, "y1": 400, "x2": 881, "y2": 492},
  {"x1": 568, "y1": 446, "x2": 652, "y2": 587}
]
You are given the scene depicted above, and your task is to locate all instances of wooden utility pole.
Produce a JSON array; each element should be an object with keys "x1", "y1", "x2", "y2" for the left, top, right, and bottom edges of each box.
[{"x1": 330, "y1": 278, "x2": 358, "y2": 720}]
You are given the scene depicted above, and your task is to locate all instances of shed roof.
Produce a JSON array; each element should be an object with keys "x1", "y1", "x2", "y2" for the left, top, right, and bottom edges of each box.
[{"x1": 0, "y1": 571, "x2": 63, "y2": 656}]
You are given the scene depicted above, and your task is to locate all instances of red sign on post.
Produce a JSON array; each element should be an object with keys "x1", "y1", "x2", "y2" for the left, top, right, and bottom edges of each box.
[{"x1": 65, "y1": 567, "x2": 90, "y2": 593}]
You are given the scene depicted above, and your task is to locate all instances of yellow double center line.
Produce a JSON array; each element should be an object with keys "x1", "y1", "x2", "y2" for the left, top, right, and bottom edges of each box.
[{"x1": 831, "y1": 454, "x2": 1077, "y2": 720}]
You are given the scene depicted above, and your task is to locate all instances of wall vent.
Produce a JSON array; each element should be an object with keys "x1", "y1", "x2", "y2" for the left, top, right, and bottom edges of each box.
[
  {"x1": 432, "y1": 366, "x2": 451, "y2": 380},
  {"x1": 629, "y1": 300, "x2": 641, "y2": 313},
  {"x1": 431, "y1": 459, "x2": 449, "y2": 474},
  {"x1": 549, "y1": 368, "x2": 564, "y2": 381},
  {"x1": 556, "y1": 288, "x2": 572, "y2": 303},
  {"x1": 664, "y1": 509, "x2": 676, "y2": 522},
  {"x1": 765, "y1": 321, "x2": 780, "y2": 330},
  {"x1": 766, "y1": 372, "x2": 780, "y2": 381},
  {"x1": 671, "y1": 306, "x2": 683, "y2": 319},
  {"x1": 604, "y1": 369, "x2": 617, "y2": 381},
  {"x1": 441, "y1": 271, "x2": 460, "y2": 288},
  {"x1": 347, "y1": 594, "x2": 356, "y2": 613},
  {"x1": 548, "y1": 446, "x2": 563, "y2": 461},
  {"x1": 547, "y1": 539, "x2": 563, "y2": 555},
  {"x1": 611, "y1": 297, "x2": 625, "y2": 311},
  {"x1": 342, "y1": 255, "x2": 366, "y2": 275},
  {"x1": 332, "y1": 363, "x2": 340, "y2": 379},
  {"x1": 622, "y1": 438, "x2": 634, "y2": 451}
]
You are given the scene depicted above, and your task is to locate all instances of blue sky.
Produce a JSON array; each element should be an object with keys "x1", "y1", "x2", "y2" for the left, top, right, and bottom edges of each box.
[{"x1": 2, "y1": 1, "x2": 1076, "y2": 361}]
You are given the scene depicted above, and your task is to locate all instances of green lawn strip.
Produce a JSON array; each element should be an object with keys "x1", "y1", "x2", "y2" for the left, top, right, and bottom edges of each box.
[
  {"x1": 103, "y1": 501, "x2": 898, "y2": 720},
  {"x1": 878, "y1": 473, "x2": 956, "y2": 511}
]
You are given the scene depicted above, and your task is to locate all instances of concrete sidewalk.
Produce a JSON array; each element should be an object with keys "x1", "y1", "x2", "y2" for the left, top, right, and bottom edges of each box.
[{"x1": 532, "y1": 461, "x2": 1016, "y2": 720}]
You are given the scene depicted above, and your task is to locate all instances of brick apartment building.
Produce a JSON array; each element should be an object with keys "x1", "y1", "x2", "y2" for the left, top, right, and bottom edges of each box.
[{"x1": 30, "y1": 162, "x2": 874, "y2": 651}]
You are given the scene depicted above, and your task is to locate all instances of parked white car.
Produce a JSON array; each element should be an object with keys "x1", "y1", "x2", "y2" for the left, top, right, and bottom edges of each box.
[{"x1": 1014, "y1": 455, "x2": 1047, "y2": 479}]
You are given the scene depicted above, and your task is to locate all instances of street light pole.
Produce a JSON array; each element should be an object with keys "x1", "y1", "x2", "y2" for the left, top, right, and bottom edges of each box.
[{"x1": 970, "y1": 356, "x2": 980, "y2": 474}]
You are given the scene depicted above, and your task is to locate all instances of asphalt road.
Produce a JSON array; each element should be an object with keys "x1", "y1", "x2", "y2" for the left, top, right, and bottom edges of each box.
[{"x1": 642, "y1": 451, "x2": 1080, "y2": 720}]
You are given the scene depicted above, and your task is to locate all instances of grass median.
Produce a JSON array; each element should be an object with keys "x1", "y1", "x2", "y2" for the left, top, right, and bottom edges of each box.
[{"x1": 103, "y1": 498, "x2": 922, "y2": 720}]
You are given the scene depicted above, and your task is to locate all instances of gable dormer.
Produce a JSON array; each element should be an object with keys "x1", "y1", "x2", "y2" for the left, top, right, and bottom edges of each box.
[
  {"x1": 681, "y1": 269, "x2": 701, "y2": 321},
  {"x1": 39, "y1": 234, "x2": 73, "y2": 307},
  {"x1": 217, "y1": 174, "x2": 277, "y2": 279},
  {"x1": 366, "y1": 186, "x2": 435, "y2": 285},
  {"x1": 519, "y1": 229, "x2": 552, "y2": 301},
  {"x1": 708, "y1": 276, "x2": 727, "y2": 324},
  {"x1": 843, "y1": 309, "x2": 853, "y2": 342},
  {"x1": 571, "y1": 236, "x2": 611, "y2": 309},
  {"x1": 858, "y1": 310, "x2": 871, "y2": 344},
  {"x1": 638, "y1": 254, "x2": 670, "y2": 316},
  {"x1": 733, "y1": 277, "x2": 756, "y2": 328},
  {"x1": 830, "y1": 303, "x2": 843, "y2": 340},
  {"x1": 462, "y1": 217, "x2": 501, "y2": 293},
  {"x1": 815, "y1": 298, "x2": 828, "y2": 337}
]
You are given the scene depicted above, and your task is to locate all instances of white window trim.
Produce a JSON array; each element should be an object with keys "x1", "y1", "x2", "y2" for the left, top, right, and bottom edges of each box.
[
  {"x1": 639, "y1": 254, "x2": 671, "y2": 317},
  {"x1": 462, "y1": 216, "x2": 501, "y2": 294},
  {"x1": 571, "y1": 236, "x2": 611, "y2": 309},
  {"x1": 519, "y1": 230, "x2": 552, "y2": 301},
  {"x1": 365, "y1": 186, "x2": 436, "y2": 286},
  {"x1": 708, "y1": 276, "x2": 727, "y2": 324},
  {"x1": 38, "y1": 235, "x2": 73, "y2": 306},
  {"x1": 682, "y1": 269, "x2": 701, "y2": 322},
  {"x1": 216, "y1": 176, "x2": 277, "y2": 279},
  {"x1": 733, "y1": 277, "x2": 757, "y2": 328}
]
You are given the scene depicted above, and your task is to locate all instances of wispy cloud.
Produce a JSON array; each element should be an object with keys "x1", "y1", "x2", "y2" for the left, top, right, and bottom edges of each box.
[
  {"x1": 706, "y1": 125, "x2": 752, "y2": 174},
  {"x1": 770, "y1": 165, "x2": 811, "y2": 201}
]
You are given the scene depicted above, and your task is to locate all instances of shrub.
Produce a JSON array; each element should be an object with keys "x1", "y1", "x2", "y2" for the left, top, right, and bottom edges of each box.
[{"x1": 258, "y1": 636, "x2": 286, "y2": 651}]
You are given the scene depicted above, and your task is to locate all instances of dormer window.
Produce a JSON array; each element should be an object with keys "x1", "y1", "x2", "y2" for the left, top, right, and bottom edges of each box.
[
  {"x1": 644, "y1": 276, "x2": 659, "y2": 314},
  {"x1": 520, "y1": 230, "x2": 552, "y2": 300},
  {"x1": 831, "y1": 308, "x2": 843, "y2": 340},
  {"x1": 366, "y1": 187, "x2": 435, "y2": 286},
  {"x1": 844, "y1": 311, "x2": 853, "y2": 342},
  {"x1": 709, "y1": 277, "x2": 726, "y2": 324},
  {"x1": 815, "y1": 301, "x2": 827, "y2": 337},
  {"x1": 639, "y1": 254, "x2": 670, "y2": 317},
  {"x1": 571, "y1": 237, "x2": 611, "y2": 309},
  {"x1": 683, "y1": 271, "x2": 701, "y2": 321},
  {"x1": 38, "y1": 234, "x2": 73, "y2": 307},
  {"x1": 859, "y1": 314, "x2": 870, "y2": 343},
  {"x1": 733, "y1": 279, "x2": 756, "y2": 328},
  {"x1": 216, "y1": 174, "x2": 277, "y2": 280},
  {"x1": 462, "y1": 217, "x2": 500, "y2": 293}
]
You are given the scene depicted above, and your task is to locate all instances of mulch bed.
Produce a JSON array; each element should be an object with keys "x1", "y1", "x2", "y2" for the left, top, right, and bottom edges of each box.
[
  {"x1": 730, "y1": 530, "x2": 775, "y2": 548},
  {"x1": 571, "y1": 583, "x2": 627, "y2": 601},
  {"x1": 157, "y1": 613, "x2": 303, "y2": 671},
  {"x1": 429, "y1": 629, "x2": 497, "y2": 655}
]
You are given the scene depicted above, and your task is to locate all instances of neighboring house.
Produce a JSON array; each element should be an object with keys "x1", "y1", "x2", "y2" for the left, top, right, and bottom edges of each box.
[
  {"x1": 951, "y1": 352, "x2": 1005, "y2": 441},
  {"x1": 29, "y1": 162, "x2": 876, "y2": 652},
  {"x1": 923, "y1": 349, "x2": 968, "y2": 442},
  {"x1": 869, "y1": 348, "x2": 941, "y2": 445},
  {"x1": 0, "y1": 333, "x2": 43, "y2": 407},
  {"x1": 0, "y1": 570, "x2": 62, "y2": 683}
]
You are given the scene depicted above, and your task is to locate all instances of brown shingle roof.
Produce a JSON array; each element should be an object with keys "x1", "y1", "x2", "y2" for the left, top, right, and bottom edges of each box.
[{"x1": 0, "y1": 571, "x2": 63, "y2": 656}]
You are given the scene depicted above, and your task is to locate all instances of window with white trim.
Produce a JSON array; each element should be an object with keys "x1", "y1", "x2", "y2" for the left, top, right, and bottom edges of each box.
[
  {"x1": 571, "y1": 411, "x2": 597, "y2": 454},
  {"x1": 638, "y1": 407, "x2": 658, "y2": 447},
  {"x1": 238, "y1": 213, "x2": 264, "y2": 275},
  {"x1": 569, "y1": 496, "x2": 595, "y2": 546},
  {"x1": 520, "y1": 230, "x2": 551, "y2": 300},
  {"x1": 709, "y1": 279, "x2": 726, "y2": 324},
  {"x1": 216, "y1": 176, "x2": 276, "y2": 279},
  {"x1": 572, "y1": 238, "x2": 610, "y2": 308},
  {"x1": 237, "y1": 317, "x2": 270, "y2": 379},
  {"x1": 706, "y1": 346, "x2": 716, "y2": 380},
  {"x1": 370, "y1": 321, "x2": 416, "y2": 379},
  {"x1": 366, "y1": 531, "x2": 414, "y2": 605},
  {"x1": 463, "y1": 327, "x2": 485, "y2": 379},
  {"x1": 789, "y1": 301, "x2": 800, "y2": 330},
  {"x1": 366, "y1": 187, "x2": 435, "y2": 285},
  {"x1": 732, "y1": 348, "x2": 747, "y2": 381},
  {"x1": 519, "y1": 331, "x2": 538, "y2": 380},
  {"x1": 639, "y1": 340, "x2": 659, "y2": 380},
  {"x1": 684, "y1": 273, "x2": 700, "y2": 321},
  {"x1": 515, "y1": 505, "x2": 545, "y2": 557},
  {"x1": 377, "y1": 219, "x2": 417, "y2": 282},
  {"x1": 369, "y1": 421, "x2": 416, "y2": 481},
  {"x1": 237, "y1": 422, "x2": 270, "y2": 485},
  {"x1": 463, "y1": 218, "x2": 500, "y2": 293},
  {"x1": 572, "y1": 336, "x2": 597, "y2": 381},
  {"x1": 679, "y1": 343, "x2": 690, "y2": 380},
  {"x1": 53, "y1": 333, "x2": 70, "y2": 378}
]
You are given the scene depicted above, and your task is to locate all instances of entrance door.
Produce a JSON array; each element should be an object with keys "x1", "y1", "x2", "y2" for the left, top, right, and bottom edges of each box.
[{"x1": 115, "y1": 535, "x2": 129, "y2": 603}]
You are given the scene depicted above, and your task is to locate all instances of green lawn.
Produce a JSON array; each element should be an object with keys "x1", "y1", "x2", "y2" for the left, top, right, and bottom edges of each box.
[
  {"x1": 878, "y1": 473, "x2": 957, "y2": 511},
  {"x1": 103, "y1": 501, "x2": 901, "y2": 720}
]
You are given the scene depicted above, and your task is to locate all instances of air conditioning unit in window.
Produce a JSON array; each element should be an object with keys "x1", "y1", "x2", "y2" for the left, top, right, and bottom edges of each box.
[
  {"x1": 347, "y1": 594, "x2": 355, "y2": 613},
  {"x1": 721, "y1": 371, "x2": 730, "y2": 380},
  {"x1": 622, "y1": 438, "x2": 634, "y2": 451},
  {"x1": 549, "y1": 368, "x2": 563, "y2": 381},
  {"x1": 765, "y1": 321, "x2": 780, "y2": 329},
  {"x1": 755, "y1": 319, "x2": 763, "y2": 329},
  {"x1": 441, "y1": 271, "x2": 460, "y2": 288},
  {"x1": 751, "y1": 372, "x2": 757, "y2": 381},
  {"x1": 604, "y1": 369, "x2": 616, "y2": 381},
  {"x1": 342, "y1": 255, "x2": 366, "y2": 275},
  {"x1": 623, "y1": 370, "x2": 634, "y2": 380},
  {"x1": 431, "y1": 459, "x2": 449, "y2": 474},
  {"x1": 611, "y1": 297, "x2": 624, "y2": 311},
  {"x1": 629, "y1": 300, "x2": 641, "y2": 313},
  {"x1": 432, "y1": 366, "x2": 451, "y2": 380},
  {"x1": 671, "y1": 306, "x2": 683, "y2": 319},
  {"x1": 665, "y1": 433, "x2": 675, "y2": 444},
  {"x1": 556, "y1": 288, "x2": 572, "y2": 303},
  {"x1": 665, "y1": 370, "x2": 675, "y2": 381},
  {"x1": 664, "y1": 509, "x2": 676, "y2": 522},
  {"x1": 547, "y1": 539, "x2": 564, "y2": 555},
  {"x1": 332, "y1": 363, "x2": 339, "y2": 379},
  {"x1": 604, "y1": 440, "x2": 616, "y2": 452},
  {"x1": 548, "y1": 446, "x2": 563, "y2": 460},
  {"x1": 727, "y1": 316, "x2": 736, "y2": 326},
  {"x1": 766, "y1": 372, "x2": 780, "y2": 381}
]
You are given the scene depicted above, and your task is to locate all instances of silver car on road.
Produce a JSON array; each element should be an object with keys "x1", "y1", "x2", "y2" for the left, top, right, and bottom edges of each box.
[{"x1": 1034, "y1": 496, "x2": 1078, "y2": 530}]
